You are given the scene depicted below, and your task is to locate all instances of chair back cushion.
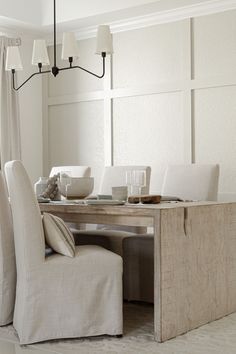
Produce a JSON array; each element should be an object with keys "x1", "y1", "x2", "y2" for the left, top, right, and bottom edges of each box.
[
  {"x1": 0, "y1": 172, "x2": 16, "y2": 325},
  {"x1": 49, "y1": 166, "x2": 91, "y2": 178},
  {"x1": 5, "y1": 160, "x2": 45, "y2": 271},
  {"x1": 100, "y1": 166, "x2": 151, "y2": 195},
  {"x1": 162, "y1": 164, "x2": 219, "y2": 201},
  {"x1": 98, "y1": 166, "x2": 151, "y2": 233},
  {"x1": 43, "y1": 213, "x2": 75, "y2": 257}
]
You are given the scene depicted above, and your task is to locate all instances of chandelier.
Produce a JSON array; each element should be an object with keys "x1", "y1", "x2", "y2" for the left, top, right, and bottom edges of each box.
[{"x1": 5, "y1": 0, "x2": 113, "y2": 91}]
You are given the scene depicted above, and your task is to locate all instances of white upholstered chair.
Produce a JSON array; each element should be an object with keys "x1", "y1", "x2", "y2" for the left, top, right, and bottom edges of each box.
[
  {"x1": 162, "y1": 164, "x2": 219, "y2": 201},
  {"x1": 97, "y1": 165, "x2": 151, "y2": 233},
  {"x1": 99, "y1": 165, "x2": 150, "y2": 196},
  {"x1": 124, "y1": 163, "x2": 220, "y2": 303},
  {"x1": 49, "y1": 165, "x2": 91, "y2": 178},
  {"x1": 0, "y1": 172, "x2": 16, "y2": 325},
  {"x1": 74, "y1": 165, "x2": 151, "y2": 254},
  {"x1": 74, "y1": 166, "x2": 151, "y2": 301},
  {"x1": 5, "y1": 160, "x2": 123, "y2": 344}
]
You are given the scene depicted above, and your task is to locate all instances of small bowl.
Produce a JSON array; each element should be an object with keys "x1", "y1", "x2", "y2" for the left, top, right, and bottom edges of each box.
[{"x1": 58, "y1": 177, "x2": 94, "y2": 199}]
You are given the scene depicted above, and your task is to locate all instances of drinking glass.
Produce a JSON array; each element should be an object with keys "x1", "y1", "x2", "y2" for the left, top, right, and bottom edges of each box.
[
  {"x1": 125, "y1": 170, "x2": 133, "y2": 196},
  {"x1": 132, "y1": 170, "x2": 146, "y2": 204},
  {"x1": 59, "y1": 171, "x2": 72, "y2": 200}
]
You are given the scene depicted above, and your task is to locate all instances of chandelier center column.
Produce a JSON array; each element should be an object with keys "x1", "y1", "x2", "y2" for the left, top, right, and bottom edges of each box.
[{"x1": 52, "y1": 0, "x2": 59, "y2": 77}]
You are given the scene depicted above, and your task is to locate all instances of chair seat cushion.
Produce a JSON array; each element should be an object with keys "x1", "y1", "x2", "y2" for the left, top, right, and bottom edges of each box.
[
  {"x1": 43, "y1": 213, "x2": 75, "y2": 257},
  {"x1": 73, "y1": 229, "x2": 137, "y2": 256}
]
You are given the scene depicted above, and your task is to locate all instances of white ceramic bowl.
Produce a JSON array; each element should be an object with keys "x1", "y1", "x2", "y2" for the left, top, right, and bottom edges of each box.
[{"x1": 58, "y1": 177, "x2": 94, "y2": 199}]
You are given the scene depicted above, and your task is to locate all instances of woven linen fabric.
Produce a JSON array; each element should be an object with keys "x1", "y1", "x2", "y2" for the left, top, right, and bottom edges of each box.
[
  {"x1": 43, "y1": 213, "x2": 75, "y2": 257},
  {"x1": 4, "y1": 160, "x2": 123, "y2": 345},
  {"x1": 0, "y1": 172, "x2": 16, "y2": 325}
]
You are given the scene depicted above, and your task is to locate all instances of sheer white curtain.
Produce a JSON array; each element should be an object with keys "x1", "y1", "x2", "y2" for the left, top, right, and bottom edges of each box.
[{"x1": 0, "y1": 37, "x2": 21, "y2": 168}]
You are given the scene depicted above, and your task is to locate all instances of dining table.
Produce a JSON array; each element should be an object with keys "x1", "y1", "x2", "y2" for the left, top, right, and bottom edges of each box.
[{"x1": 40, "y1": 200, "x2": 236, "y2": 342}]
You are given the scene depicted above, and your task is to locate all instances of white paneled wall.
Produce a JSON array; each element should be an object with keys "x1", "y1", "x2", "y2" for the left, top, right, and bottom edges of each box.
[
  {"x1": 113, "y1": 93, "x2": 184, "y2": 193},
  {"x1": 192, "y1": 11, "x2": 236, "y2": 200},
  {"x1": 194, "y1": 87, "x2": 236, "y2": 200},
  {"x1": 44, "y1": 9, "x2": 236, "y2": 198},
  {"x1": 193, "y1": 11, "x2": 236, "y2": 79},
  {"x1": 112, "y1": 21, "x2": 186, "y2": 88},
  {"x1": 48, "y1": 101, "x2": 104, "y2": 192}
]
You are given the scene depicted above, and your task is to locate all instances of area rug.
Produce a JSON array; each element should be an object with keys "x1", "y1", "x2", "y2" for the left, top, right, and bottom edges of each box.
[{"x1": 1, "y1": 302, "x2": 236, "y2": 354}]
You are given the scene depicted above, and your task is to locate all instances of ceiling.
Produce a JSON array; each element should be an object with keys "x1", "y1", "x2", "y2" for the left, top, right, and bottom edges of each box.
[{"x1": 0, "y1": 0, "x2": 235, "y2": 37}]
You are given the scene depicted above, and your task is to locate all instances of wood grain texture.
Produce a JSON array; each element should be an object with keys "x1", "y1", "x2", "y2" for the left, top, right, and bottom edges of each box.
[
  {"x1": 40, "y1": 204, "x2": 155, "y2": 226},
  {"x1": 153, "y1": 213, "x2": 161, "y2": 341},
  {"x1": 160, "y1": 203, "x2": 236, "y2": 341}
]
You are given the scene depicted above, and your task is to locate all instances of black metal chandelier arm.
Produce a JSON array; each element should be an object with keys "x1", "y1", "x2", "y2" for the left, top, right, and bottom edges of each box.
[
  {"x1": 12, "y1": 69, "x2": 51, "y2": 91},
  {"x1": 58, "y1": 55, "x2": 106, "y2": 79},
  {"x1": 73, "y1": 64, "x2": 105, "y2": 78}
]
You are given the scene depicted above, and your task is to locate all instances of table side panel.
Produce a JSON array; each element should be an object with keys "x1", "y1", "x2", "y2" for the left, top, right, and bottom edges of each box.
[
  {"x1": 160, "y1": 203, "x2": 236, "y2": 341},
  {"x1": 153, "y1": 213, "x2": 162, "y2": 341},
  {"x1": 53, "y1": 212, "x2": 152, "y2": 227}
]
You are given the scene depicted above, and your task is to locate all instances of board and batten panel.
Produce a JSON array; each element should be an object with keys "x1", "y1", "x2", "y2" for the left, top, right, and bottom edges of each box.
[
  {"x1": 194, "y1": 86, "x2": 236, "y2": 201},
  {"x1": 193, "y1": 10, "x2": 236, "y2": 79},
  {"x1": 112, "y1": 21, "x2": 186, "y2": 88},
  {"x1": 48, "y1": 101, "x2": 104, "y2": 193},
  {"x1": 48, "y1": 38, "x2": 104, "y2": 97},
  {"x1": 113, "y1": 92, "x2": 185, "y2": 193}
]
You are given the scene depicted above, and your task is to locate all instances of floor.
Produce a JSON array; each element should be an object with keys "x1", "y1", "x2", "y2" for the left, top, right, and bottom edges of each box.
[{"x1": 1, "y1": 303, "x2": 236, "y2": 354}]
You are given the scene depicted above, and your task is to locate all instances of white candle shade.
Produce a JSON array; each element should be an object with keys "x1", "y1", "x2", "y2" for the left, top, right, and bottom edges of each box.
[
  {"x1": 32, "y1": 40, "x2": 50, "y2": 66},
  {"x1": 5, "y1": 46, "x2": 23, "y2": 71},
  {"x1": 96, "y1": 25, "x2": 113, "y2": 55},
  {"x1": 61, "y1": 32, "x2": 79, "y2": 60}
]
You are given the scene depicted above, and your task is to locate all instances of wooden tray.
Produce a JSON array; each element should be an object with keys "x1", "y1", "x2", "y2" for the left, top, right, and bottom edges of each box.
[{"x1": 128, "y1": 194, "x2": 161, "y2": 204}]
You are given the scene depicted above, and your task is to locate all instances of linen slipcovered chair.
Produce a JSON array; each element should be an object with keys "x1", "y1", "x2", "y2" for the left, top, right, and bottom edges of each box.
[
  {"x1": 0, "y1": 172, "x2": 16, "y2": 325},
  {"x1": 162, "y1": 164, "x2": 219, "y2": 202},
  {"x1": 74, "y1": 165, "x2": 151, "y2": 252},
  {"x1": 49, "y1": 165, "x2": 91, "y2": 178},
  {"x1": 5, "y1": 160, "x2": 123, "y2": 344},
  {"x1": 123, "y1": 163, "x2": 220, "y2": 303},
  {"x1": 73, "y1": 165, "x2": 151, "y2": 299}
]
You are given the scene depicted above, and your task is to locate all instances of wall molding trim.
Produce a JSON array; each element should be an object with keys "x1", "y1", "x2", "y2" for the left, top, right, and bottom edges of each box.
[
  {"x1": 109, "y1": 0, "x2": 236, "y2": 34},
  {"x1": 47, "y1": 74, "x2": 236, "y2": 106},
  {"x1": 45, "y1": 0, "x2": 236, "y2": 44},
  {"x1": 69, "y1": 0, "x2": 236, "y2": 41},
  {"x1": 2, "y1": 1, "x2": 236, "y2": 43}
]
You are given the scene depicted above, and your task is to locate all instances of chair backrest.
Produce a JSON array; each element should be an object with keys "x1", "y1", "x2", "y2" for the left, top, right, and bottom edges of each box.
[
  {"x1": 5, "y1": 161, "x2": 45, "y2": 272},
  {"x1": 100, "y1": 166, "x2": 151, "y2": 195},
  {"x1": 162, "y1": 164, "x2": 220, "y2": 201},
  {"x1": 0, "y1": 172, "x2": 16, "y2": 325},
  {"x1": 97, "y1": 166, "x2": 151, "y2": 233},
  {"x1": 49, "y1": 166, "x2": 91, "y2": 178}
]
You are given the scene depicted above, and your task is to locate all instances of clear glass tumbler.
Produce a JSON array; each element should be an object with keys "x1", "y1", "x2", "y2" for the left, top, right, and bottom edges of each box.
[{"x1": 132, "y1": 170, "x2": 146, "y2": 204}]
